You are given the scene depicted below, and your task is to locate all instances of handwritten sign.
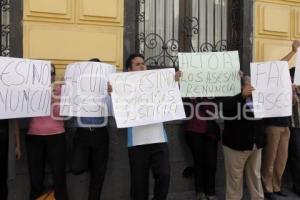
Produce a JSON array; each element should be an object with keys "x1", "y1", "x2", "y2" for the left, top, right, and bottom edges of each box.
[
  {"x1": 293, "y1": 47, "x2": 300, "y2": 85},
  {"x1": 60, "y1": 62, "x2": 116, "y2": 117},
  {"x1": 109, "y1": 68, "x2": 186, "y2": 128},
  {"x1": 0, "y1": 57, "x2": 51, "y2": 119},
  {"x1": 251, "y1": 61, "x2": 292, "y2": 118},
  {"x1": 178, "y1": 51, "x2": 241, "y2": 97}
]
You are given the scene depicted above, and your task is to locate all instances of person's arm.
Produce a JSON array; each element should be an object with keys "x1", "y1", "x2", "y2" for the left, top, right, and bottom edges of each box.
[
  {"x1": 281, "y1": 40, "x2": 300, "y2": 61},
  {"x1": 14, "y1": 120, "x2": 21, "y2": 160},
  {"x1": 292, "y1": 85, "x2": 300, "y2": 105},
  {"x1": 107, "y1": 82, "x2": 112, "y2": 95},
  {"x1": 220, "y1": 85, "x2": 254, "y2": 113},
  {"x1": 175, "y1": 70, "x2": 182, "y2": 82},
  {"x1": 52, "y1": 84, "x2": 63, "y2": 119}
]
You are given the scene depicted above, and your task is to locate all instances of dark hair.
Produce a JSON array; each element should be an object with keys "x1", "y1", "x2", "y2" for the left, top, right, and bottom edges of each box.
[
  {"x1": 125, "y1": 53, "x2": 144, "y2": 70},
  {"x1": 89, "y1": 58, "x2": 101, "y2": 62},
  {"x1": 290, "y1": 67, "x2": 296, "y2": 79},
  {"x1": 51, "y1": 64, "x2": 56, "y2": 75}
]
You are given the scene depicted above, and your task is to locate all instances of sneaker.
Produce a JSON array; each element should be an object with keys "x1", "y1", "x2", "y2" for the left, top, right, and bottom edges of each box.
[
  {"x1": 206, "y1": 195, "x2": 218, "y2": 200},
  {"x1": 264, "y1": 192, "x2": 277, "y2": 200},
  {"x1": 196, "y1": 192, "x2": 207, "y2": 200}
]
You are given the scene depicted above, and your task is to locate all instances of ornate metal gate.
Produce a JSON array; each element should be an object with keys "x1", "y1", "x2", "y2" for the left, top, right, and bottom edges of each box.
[
  {"x1": 0, "y1": 0, "x2": 10, "y2": 56},
  {"x1": 137, "y1": 0, "x2": 241, "y2": 68}
]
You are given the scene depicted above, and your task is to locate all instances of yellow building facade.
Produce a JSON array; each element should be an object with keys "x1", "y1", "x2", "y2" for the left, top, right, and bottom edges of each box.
[
  {"x1": 254, "y1": 0, "x2": 300, "y2": 65},
  {"x1": 22, "y1": 0, "x2": 300, "y2": 76},
  {"x1": 23, "y1": 0, "x2": 124, "y2": 77}
]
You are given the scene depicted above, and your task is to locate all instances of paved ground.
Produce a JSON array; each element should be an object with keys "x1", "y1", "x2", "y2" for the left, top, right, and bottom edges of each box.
[{"x1": 167, "y1": 187, "x2": 300, "y2": 200}]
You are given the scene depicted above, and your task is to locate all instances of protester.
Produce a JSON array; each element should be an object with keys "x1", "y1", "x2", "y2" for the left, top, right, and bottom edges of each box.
[
  {"x1": 221, "y1": 75, "x2": 265, "y2": 200},
  {"x1": 183, "y1": 97, "x2": 220, "y2": 200},
  {"x1": 108, "y1": 53, "x2": 181, "y2": 200},
  {"x1": 0, "y1": 120, "x2": 20, "y2": 200},
  {"x1": 288, "y1": 67, "x2": 300, "y2": 197},
  {"x1": 70, "y1": 58, "x2": 109, "y2": 200},
  {"x1": 26, "y1": 64, "x2": 68, "y2": 200},
  {"x1": 262, "y1": 40, "x2": 300, "y2": 199}
]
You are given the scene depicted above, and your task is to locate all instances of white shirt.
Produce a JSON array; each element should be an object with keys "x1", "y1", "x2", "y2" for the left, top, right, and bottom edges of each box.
[{"x1": 127, "y1": 123, "x2": 168, "y2": 147}]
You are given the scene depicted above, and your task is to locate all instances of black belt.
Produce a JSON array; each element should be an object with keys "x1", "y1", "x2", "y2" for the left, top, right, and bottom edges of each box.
[{"x1": 78, "y1": 127, "x2": 104, "y2": 133}]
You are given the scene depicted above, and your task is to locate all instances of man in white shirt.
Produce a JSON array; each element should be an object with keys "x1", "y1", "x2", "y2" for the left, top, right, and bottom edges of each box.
[
  {"x1": 128, "y1": 122, "x2": 169, "y2": 200},
  {"x1": 108, "y1": 54, "x2": 180, "y2": 200}
]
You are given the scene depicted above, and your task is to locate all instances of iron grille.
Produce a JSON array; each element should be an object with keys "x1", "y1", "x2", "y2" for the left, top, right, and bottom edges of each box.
[
  {"x1": 1, "y1": 0, "x2": 10, "y2": 56},
  {"x1": 137, "y1": 0, "x2": 240, "y2": 68}
]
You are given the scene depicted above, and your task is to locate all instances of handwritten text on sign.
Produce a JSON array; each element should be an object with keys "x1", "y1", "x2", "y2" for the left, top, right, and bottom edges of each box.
[
  {"x1": 0, "y1": 57, "x2": 51, "y2": 119},
  {"x1": 251, "y1": 61, "x2": 292, "y2": 118},
  {"x1": 178, "y1": 51, "x2": 241, "y2": 97},
  {"x1": 60, "y1": 62, "x2": 116, "y2": 117},
  {"x1": 110, "y1": 69, "x2": 186, "y2": 128}
]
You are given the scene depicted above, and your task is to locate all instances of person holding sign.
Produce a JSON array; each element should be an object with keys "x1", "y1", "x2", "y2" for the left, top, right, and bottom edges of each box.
[
  {"x1": 108, "y1": 54, "x2": 181, "y2": 200},
  {"x1": 0, "y1": 120, "x2": 20, "y2": 200},
  {"x1": 261, "y1": 40, "x2": 300, "y2": 199},
  {"x1": 70, "y1": 58, "x2": 109, "y2": 200},
  {"x1": 287, "y1": 67, "x2": 300, "y2": 197},
  {"x1": 220, "y1": 75, "x2": 266, "y2": 200},
  {"x1": 183, "y1": 98, "x2": 220, "y2": 200},
  {"x1": 26, "y1": 64, "x2": 68, "y2": 200}
]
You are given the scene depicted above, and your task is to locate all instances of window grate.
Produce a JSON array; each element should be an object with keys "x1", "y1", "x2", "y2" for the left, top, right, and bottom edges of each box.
[
  {"x1": 137, "y1": 0, "x2": 240, "y2": 68},
  {"x1": 1, "y1": 0, "x2": 10, "y2": 57}
]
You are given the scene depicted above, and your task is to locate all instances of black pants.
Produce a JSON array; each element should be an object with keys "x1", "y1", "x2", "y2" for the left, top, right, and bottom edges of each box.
[
  {"x1": 0, "y1": 133, "x2": 8, "y2": 200},
  {"x1": 186, "y1": 132, "x2": 218, "y2": 196},
  {"x1": 26, "y1": 133, "x2": 68, "y2": 200},
  {"x1": 289, "y1": 128, "x2": 300, "y2": 194},
  {"x1": 128, "y1": 143, "x2": 170, "y2": 200},
  {"x1": 71, "y1": 127, "x2": 109, "y2": 200}
]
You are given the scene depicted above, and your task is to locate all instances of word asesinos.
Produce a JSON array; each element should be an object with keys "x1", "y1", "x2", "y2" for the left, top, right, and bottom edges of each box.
[
  {"x1": 254, "y1": 91, "x2": 291, "y2": 111},
  {"x1": 180, "y1": 71, "x2": 240, "y2": 96},
  {"x1": 60, "y1": 94, "x2": 110, "y2": 116},
  {"x1": 112, "y1": 70, "x2": 176, "y2": 95},
  {"x1": 0, "y1": 60, "x2": 50, "y2": 86}
]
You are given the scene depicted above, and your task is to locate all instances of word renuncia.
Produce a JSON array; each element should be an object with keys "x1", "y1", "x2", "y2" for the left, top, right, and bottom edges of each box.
[{"x1": 0, "y1": 88, "x2": 51, "y2": 114}]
